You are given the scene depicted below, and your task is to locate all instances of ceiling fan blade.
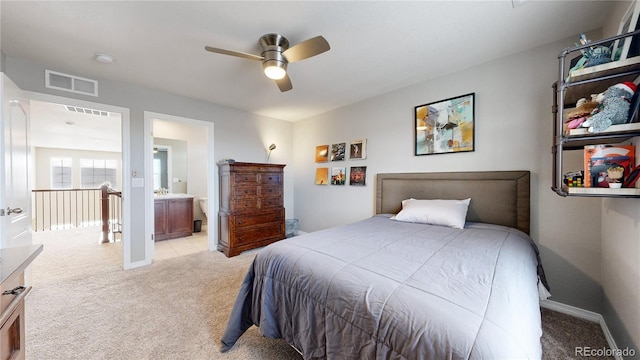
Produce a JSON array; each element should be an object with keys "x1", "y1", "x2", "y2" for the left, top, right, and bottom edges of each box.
[
  {"x1": 204, "y1": 46, "x2": 263, "y2": 61},
  {"x1": 282, "y1": 36, "x2": 330, "y2": 63},
  {"x1": 276, "y1": 74, "x2": 292, "y2": 92}
]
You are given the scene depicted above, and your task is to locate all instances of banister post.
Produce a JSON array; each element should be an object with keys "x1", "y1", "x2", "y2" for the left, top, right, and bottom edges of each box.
[{"x1": 99, "y1": 185, "x2": 110, "y2": 243}]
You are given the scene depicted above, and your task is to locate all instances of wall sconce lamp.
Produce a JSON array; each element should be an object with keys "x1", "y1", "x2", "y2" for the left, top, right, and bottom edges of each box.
[{"x1": 266, "y1": 143, "x2": 276, "y2": 163}]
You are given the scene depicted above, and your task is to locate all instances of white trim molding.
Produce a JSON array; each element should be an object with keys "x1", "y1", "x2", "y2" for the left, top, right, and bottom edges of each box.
[
  {"x1": 144, "y1": 111, "x2": 216, "y2": 264},
  {"x1": 540, "y1": 299, "x2": 622, "y2": 360}
]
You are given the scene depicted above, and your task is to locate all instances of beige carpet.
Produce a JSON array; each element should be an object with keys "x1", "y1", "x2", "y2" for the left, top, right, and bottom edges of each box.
[
  {"x1": 27, "y1": 228, "x2": 301, "y2": 359},
  {"x1": 26, "y1": 227, "x2": 612, "y2": 359}
]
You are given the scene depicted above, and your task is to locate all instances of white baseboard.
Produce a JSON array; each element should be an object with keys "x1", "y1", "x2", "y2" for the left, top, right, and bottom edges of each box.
[
  {"x1": 125, "y1": 258, "x2": 152, "y2": 270},
  {"x1": 540, "y1": 299, "x2": 622, "y2": 360}
]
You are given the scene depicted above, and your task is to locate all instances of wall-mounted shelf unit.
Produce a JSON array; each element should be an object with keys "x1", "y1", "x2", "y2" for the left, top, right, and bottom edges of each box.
[{"x1": 552, "y1": 29, "x2": 640, "y2": 198}]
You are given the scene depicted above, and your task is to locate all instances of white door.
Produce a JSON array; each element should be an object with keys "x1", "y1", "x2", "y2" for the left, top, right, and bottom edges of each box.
[{"x1": 0, "y1": 73, "x2": 32, "y2": 248}]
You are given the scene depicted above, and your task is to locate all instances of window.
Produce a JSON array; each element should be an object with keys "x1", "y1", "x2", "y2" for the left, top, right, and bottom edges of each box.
[
  {"x1": 51, "y1": 157, "x2": 72, "y2": 189},
  {"x1": 80, "y1": 159, "x2": 118, "y2": 189}
]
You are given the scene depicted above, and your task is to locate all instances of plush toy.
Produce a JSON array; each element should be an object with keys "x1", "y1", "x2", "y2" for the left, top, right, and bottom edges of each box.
[
  {"x1": 564, "y1": 95, "x2": 600, "y2": 132},
  {"x1": 568, "y1": 33, "x2": 613, "y2": 73},
  {"x1": 581, "y1": 82, "x2": 637, "y2": 133}
]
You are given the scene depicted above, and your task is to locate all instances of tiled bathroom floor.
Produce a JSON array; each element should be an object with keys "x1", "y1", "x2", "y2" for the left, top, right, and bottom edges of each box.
[{"x1": 153, "y1": 227, "x2": 210, "y2": 260}]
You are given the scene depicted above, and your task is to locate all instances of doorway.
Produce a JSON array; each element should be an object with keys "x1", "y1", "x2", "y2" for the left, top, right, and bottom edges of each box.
[
  {"x1": 144, "y1": 112, "x2": 215, "y2": 261},
  {"x1": 25, "y1": 91, "x2": 131, "y2": 268}
]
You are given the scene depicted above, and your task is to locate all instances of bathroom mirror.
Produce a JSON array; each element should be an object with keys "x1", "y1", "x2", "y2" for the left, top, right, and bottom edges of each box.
[
  {"x1": 153, "y1": 138, "x2": 187, "y2": 193},
  {"x1": 153, "y1": 146, "x2": 171, "y2": 191}
]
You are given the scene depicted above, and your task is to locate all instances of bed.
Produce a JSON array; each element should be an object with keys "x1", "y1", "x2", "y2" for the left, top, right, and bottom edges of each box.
[{"x1": 220, "y1": 170, "x2": 549, "y2": 359}]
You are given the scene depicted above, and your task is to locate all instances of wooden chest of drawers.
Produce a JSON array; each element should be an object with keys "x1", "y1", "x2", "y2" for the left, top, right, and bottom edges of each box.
[{"x1": 217, "y1": 161, "x2": 285, "y2": 257}]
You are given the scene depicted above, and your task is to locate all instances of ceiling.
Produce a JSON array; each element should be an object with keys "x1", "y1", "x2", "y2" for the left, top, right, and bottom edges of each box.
[
  {"x1": 1, "y1": 1, "x2": 617, "y2": 124},
  {"x1": 29, "y1": 100, "x2": 122, "y2": 153}
]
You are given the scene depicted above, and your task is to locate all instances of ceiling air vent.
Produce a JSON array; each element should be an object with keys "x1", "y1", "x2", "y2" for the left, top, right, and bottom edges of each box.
[
  {"x1": 45, "y1": 70, "x2": 98, "y2": 97},
  {"x1": 64, "y1": 105, "x2": 109, "y2": 117}
]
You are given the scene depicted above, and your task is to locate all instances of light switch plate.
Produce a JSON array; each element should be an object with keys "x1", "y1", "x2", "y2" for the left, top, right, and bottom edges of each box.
[{"x1": 132, "y1": 178, "x2": 144, "y2": 187}]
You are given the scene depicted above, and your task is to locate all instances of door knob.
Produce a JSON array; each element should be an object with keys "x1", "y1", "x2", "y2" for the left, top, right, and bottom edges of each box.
[{"x1": 6, "y1": 207, "x2": 23, "y2": 215}]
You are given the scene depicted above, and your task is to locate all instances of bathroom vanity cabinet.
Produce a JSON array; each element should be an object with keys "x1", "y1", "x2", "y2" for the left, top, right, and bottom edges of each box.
[
  {"x1": 217, "y1": 161, "x2": 286, "y2": 257},
  {"x1": 154, "y1": 196, "x2": 194, "y2": 241}
]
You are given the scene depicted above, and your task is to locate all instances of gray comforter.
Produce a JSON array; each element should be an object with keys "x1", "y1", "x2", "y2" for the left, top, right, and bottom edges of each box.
[{"x1": 220, "y1": 215, "x2": 544, "y2": 359}]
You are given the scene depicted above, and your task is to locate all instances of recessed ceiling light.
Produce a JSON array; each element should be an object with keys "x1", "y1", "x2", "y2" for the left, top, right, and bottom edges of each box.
[{"x1": 95, "y1": 54, "x2": 114, "y2": 64}]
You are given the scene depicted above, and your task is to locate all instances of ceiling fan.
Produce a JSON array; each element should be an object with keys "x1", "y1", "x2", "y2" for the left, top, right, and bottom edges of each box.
[{"x1": 205, "y1": 33, "x2": 330, "y2": 92}]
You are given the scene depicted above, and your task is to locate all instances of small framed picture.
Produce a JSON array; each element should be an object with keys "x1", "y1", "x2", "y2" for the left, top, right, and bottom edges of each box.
[
  {"x1": 349, "y1": 139, "x2": 367, "y2": 160},
  {"x1": 315, "y1": 145, "x2": 329, "y2": 163},
  {"x1": 315, "y1": 167, "x2": 328, "y2": 185},
  {"x1": 331, "y1": 143, "x2": 346, "y2": 161},
  {"x1": 330, "y1": 167, "x2": 346, "y2": 185},
  {"x1": 613, "y1": 0, "x2": 640, "y2": 61},
  {"x1": 349, "y1": 166, "x2": 367, "y2": 186}
]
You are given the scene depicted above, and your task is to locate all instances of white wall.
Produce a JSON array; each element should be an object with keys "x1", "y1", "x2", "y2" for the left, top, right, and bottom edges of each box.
[
  {"x1": 600, "y1": 1, "x2": 640, "y2": 354},
  {"x1": 293, "y1": 36, "x2": 606, "y2": 312},
  {"x1": 601, "y1": 197, "x2": 640, "y2": 355}
]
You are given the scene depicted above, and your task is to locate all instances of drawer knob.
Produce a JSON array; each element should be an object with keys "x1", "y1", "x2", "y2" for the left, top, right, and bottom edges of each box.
[
  {"x1": 238, "y1": 220, "x2": 242, "y2": 224},
  {"x1": 2, "y1": 286, "x2": 26, "y2": 296},
  {"x1": 238, "y1": 236, "x2": 243, "y2": 241}
]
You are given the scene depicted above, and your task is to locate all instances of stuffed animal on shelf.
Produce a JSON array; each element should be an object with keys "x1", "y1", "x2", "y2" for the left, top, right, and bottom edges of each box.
[
  {"x1": 568, "y1": 33, "x2": 613, "y2": 73},
  {"x1": 564, "y1": 95, "x2": 600, "y2": 132},
  {"x1": 581, "y1": 82, "x2": 637, "y2": 133}
]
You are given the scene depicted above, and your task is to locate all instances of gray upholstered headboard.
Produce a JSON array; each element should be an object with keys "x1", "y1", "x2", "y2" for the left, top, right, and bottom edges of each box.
[{"x1": 376, "y1": 171, "x2": 530, "y2": 234}]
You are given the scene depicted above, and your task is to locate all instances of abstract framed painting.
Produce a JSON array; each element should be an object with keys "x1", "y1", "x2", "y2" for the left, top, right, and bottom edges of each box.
[{"x1": 415, "y1": 93, "x2": 475, "y2": 156}]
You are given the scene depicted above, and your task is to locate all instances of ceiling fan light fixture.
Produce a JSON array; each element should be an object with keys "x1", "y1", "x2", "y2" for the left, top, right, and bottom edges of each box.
[
  {"x1": 263, "y1": 60, "x2": 287, "y2": 80},
  {"x1": 205, "y1": 33, "x2": 329, "y2": 92}
]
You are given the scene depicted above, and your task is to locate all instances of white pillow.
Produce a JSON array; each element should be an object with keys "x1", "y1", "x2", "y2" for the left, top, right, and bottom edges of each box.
[{"x1": 390, "y1": 198, "x2": 471, "y2": 229}]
